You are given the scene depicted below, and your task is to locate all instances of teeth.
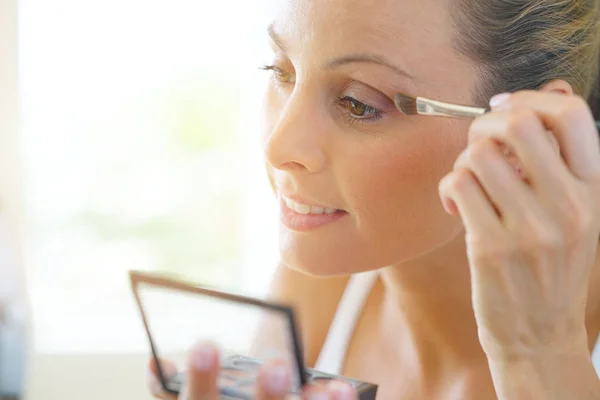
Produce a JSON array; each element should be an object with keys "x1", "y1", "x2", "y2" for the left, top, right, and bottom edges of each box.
[
  {"x1": 283, "y1": 196, "x2": 338, "y2": 215},
  {"x1": 296, "y1": 203, "x2": 311, "y2": 215},
  {"x1": 284, "y1": 197, "x2": 294, "y2": 209}
]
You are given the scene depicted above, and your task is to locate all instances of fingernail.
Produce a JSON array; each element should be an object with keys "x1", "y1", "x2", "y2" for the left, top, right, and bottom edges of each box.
[
  {"x1": 489, "y1": 93, "x2": 511, "y2": 108},
  {"x1": 328, "y1": 381, "x2": 356, "y2": 399},
  {"x1": 191, "y1": 343, "x2": 216, "y2": 371},
  {"x1": 441, "y1": 197, "x2": 458, "y2": 215},
  {"x1": 309, "y1": 391, "x2": 330, "y2": 400},
  {"x1": 264, "y1": 365, "x2": 290, "y2": 394},
  {"x1": 441, "y1": 197, "x2": 452, "y2": 214}
]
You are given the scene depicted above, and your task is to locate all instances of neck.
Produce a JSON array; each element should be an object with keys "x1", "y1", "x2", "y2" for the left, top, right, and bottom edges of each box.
[{"x1": 378, "y1": 233, "x2": 485, "y2": 365}]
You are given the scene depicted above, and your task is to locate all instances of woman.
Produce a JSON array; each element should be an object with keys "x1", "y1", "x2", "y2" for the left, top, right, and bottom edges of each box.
[{"x1": 149, "y1": 0, "x2": 600, "y2": 398}]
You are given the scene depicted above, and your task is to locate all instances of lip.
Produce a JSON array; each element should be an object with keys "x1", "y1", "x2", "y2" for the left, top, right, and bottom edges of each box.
[{"x1": 279, "y1": 195, "x2": 347, "y2": 232}]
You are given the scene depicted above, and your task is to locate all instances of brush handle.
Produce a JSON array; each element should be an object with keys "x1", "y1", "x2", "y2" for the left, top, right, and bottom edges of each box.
[
  {"x1": 417, "y1": 96, "x2": 600, "y2": 131},
  {"x1": 416, "y1": 97, "x2": 487, "y2": 119}
]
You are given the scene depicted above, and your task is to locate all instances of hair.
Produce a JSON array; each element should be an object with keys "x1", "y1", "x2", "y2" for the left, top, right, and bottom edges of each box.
[{"x1": 451, "y1": 0, "x2": 600, "y2": 119}]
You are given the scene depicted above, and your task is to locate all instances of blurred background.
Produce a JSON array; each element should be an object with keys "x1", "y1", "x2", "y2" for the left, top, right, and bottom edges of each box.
[
  {"x1": 3, "y1": 1, "x2": 598, "y2": 399},
  {"x1": 2, "y1": 0, "x2": 281, "y2": 398}
]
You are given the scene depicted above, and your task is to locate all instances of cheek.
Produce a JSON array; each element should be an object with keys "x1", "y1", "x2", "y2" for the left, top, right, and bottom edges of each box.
[
  {"x1": 356, "y1": 147, "x2": 445, "y2": 215},
  {"x1": 340, "y1": 127, "x2": 467, "y2": 247}
]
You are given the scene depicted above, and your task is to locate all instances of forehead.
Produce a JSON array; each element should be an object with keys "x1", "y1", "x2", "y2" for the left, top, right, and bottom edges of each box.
[
  {"x1": 269, "y1": 0, "x2": 476, "y2": 101},
  {"x1": 273, "y1": 1, "x2": 452, "y2": 60}
]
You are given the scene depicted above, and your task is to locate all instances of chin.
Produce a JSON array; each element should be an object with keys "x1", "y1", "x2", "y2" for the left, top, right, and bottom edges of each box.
[
  {"x1": 278, "y1": 230, "x2": 388, "y2": 277},
  {"x1": 280, "y1": 250, "x2": 364, "y2": 277},
  {"x1": 277, "y1": 219, "x2": 465, "y2": 277}
]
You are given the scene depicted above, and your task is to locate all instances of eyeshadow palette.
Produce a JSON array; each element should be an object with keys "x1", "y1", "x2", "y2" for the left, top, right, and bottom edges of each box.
[
  {"x1": 129, "y1": 271, "x2": 378, "y2": 400},
  {"x1": 167, "y1": 354, "x2": 378, "y2": 400}
]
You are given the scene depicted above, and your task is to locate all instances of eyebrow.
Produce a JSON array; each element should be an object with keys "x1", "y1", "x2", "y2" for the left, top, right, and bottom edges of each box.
[
  {"x1": 325, "y1": 54, "x2": 415, "y2": 80},
  {"x1": 267, "y1": 24, "x2": 415, "y2": 81}
]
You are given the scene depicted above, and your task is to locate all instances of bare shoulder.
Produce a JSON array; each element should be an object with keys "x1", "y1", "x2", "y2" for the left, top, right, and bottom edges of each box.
[{"x1": 266, "y1": 263, "x2": 351, "y2": 366}]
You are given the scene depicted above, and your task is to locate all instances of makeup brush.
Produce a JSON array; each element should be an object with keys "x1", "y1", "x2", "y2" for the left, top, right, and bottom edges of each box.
[{"x1": 394, "y1": 92, "x2": 600, "y2": 130}]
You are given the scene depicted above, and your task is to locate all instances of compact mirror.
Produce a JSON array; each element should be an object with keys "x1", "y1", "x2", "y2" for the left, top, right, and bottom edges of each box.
[{"x1": 129, "y1": 271, "x2": 308, "y2": 399}]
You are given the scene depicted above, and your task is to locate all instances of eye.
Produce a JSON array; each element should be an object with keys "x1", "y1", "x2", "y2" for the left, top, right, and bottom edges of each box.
[
  {"x1": 260, "y1": 65, "x2": 296, "y2": 84},
  {"x1": 337, "y1": 96, "x2": 382, "y2": 122}
]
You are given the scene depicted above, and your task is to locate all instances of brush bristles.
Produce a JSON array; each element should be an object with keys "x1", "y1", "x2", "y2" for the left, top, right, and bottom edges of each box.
[{"x1": 394, "y1": 93, "x2": 419, "y2": 115}]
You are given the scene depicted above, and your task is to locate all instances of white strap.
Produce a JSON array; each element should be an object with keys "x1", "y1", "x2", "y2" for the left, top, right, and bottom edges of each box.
[
  {"x1": 592, "y1": 333, "x2": 600, "y2": 375},
  {"x1": 314, "y1": 270, "x2": 379, "y2": 374}
]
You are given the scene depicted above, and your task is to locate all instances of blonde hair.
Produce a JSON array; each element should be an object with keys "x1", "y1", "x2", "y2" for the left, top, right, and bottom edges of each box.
[{"x1": 452, "y1": 0, "x2": 600, "y2": 117}]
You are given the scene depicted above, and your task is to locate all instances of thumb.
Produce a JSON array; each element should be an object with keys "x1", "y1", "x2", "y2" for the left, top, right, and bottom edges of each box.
[
  {"x1": 181, "y1": 343, "x2": 221, "y2": 400},
  {"x1": 255, "y1": 361, "x2": 292, "y2": 399}
]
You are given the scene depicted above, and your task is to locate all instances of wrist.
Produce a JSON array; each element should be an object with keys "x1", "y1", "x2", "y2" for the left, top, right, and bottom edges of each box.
[
  {"x1": 478, "y1": 324, "x2": 590, "y2": 360},
  {"x1": 485, "y1": 349, "x2": 600, "y2": 400}
]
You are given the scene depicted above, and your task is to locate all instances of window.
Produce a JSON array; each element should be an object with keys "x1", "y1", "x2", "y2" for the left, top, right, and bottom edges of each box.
[{"x1": 21, "y1": 0, "x2": 280, "y2": 353}]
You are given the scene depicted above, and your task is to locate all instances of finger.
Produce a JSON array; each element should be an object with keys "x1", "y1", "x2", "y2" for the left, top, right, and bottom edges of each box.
[
  {"x1": 183, "y1": 342, "x2": 221, "y2": 400},
  {"x1": 255, "y1": 361, "x2": 292, "y2": 400},
  {"x1": 439, "y1": 169, "x2": 503, "y2": 237},
  {"x1": 468, "y1": 108, "x2": 569, "y2": 193},
  {"x1": 325, "y1": 381, "x2": 359, "y2": 400},
  {"x1": 490, "y1": 91, "x2": 600, "y2": 180},
  {"x1": 453, "y1": 138, "x2": 534, "y2": 221},
  {"x1": 147, "y1": 358, "x2": 178, "y2": 399},
  {"x1": 302, "y1": 385, "x2": 332, "y2": 400}
]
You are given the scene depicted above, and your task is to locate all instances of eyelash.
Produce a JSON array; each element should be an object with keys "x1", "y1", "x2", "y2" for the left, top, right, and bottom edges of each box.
[
  {"x1": 260, "y1": 64, "x2": 383, "y2": 125},
  {"x1": 260, "y1": 64, "x2": 295, "y2": 84},
  {"x1": 336, "y1": 96, "x2": 383, "y2": 125}
]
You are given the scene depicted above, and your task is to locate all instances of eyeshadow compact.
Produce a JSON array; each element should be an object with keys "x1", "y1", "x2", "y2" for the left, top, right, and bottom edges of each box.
[{"x1": 129, "y1": 271, "x2": 378, "y2": 400}]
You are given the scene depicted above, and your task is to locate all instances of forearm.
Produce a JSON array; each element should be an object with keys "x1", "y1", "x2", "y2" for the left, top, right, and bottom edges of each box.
[{"x1": 487, "y1": 351, "x2": 600, "y2": 400}]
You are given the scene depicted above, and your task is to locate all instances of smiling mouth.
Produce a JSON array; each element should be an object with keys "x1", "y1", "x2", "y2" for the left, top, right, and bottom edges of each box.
[{"x1": 282, "y1": 195, "x2": 341, "y2": 215}]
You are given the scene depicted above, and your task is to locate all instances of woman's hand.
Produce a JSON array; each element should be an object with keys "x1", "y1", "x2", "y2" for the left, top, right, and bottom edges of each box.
[
  {"x1": 439, "y1": 91, "x2": 600, "y2": 398},
  {"x1": 147, "y1": 342, "x2": 358, "y2": 400}
]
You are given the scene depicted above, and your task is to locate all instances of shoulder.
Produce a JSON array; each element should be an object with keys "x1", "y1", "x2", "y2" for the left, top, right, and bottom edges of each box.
[{"x1": 266, "y1": 263, "x2": 351, "y2": 366}]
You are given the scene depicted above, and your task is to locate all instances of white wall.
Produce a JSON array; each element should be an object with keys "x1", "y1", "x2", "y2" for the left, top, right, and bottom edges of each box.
[{"x1": 0, "y1": 0, "x2": 30, "y2": 396}]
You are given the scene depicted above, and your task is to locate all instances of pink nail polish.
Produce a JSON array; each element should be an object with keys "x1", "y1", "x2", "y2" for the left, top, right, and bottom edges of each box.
[
  {"x1": 489, "y1": 93, "x2": 511, "y2": 108},
  {"x1": 192, "y1": 343, "x2": 216, "y2": 371},
  {"x1": 309, "y1": 391, "x2": 330, "y2": 400},
  {"x1": 441, "y1": 198, "x2": 457, "y2": 215},
  {"x1": 264, "y1": 365, "x2": 290, "y2": 394},
  {"x1": 328, "y1": 381, "x2": 356, "y2": 400}
]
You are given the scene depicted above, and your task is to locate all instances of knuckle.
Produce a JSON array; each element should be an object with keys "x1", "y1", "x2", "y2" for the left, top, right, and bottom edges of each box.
[
  {"x1": 447, "y1": 169, "x2": 475, "y2": 193},
  {"x1": 467, "y1": 139, "x2": 495, "y2": 164},
  {"x1": 560, "y1": 197, "x2": 593, "y2": 240},
  {"x1": 453, "y1": 149, "x2": 468, "y2": 171},
  {"x1": 519, "y1": 212, "x2": 564, "y2": 251},
  {"x1": 468, "y1": 116, "x2": 488, "y2": 141},
  {"x1": 532, "y1": 227, "x2": 562, "y2": 251},
  {"x1": 504, "y1": 110, "x2": 537, "y2": 143},
  {"x1": 558, "y1": 96, "x2": 589, "y2": 121},
  {"x1": 438, "y1": 173, "x2": 453, "y2": 198}
]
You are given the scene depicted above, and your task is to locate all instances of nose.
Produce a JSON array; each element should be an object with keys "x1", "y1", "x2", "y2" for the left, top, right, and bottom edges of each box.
[{"x1": 264, "y1": 89, "x2": 327, "y2": 174}]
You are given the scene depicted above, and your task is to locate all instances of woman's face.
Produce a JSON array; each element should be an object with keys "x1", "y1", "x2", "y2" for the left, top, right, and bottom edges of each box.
[{"x1": 263, "y1": 0, "x2": 480, "y2": 275}]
